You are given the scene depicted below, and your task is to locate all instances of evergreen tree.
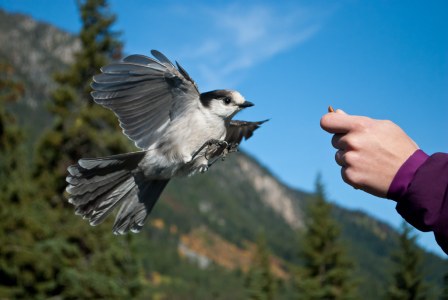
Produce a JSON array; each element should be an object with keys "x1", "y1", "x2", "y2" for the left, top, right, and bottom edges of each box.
[
  {"x1": 0, "y1": 63, "x2": 66, "y2": 299},
  {"x1": 0, "y1": 62, "x2": 25, "y2": 199},
  {"x1": 0, "y1": 62, "x2": 34, "y2": 298},
  {"x1": 35, "y1": 0, "x2": 130, "y2": 200},
  {"x1": 23, "y1": 0, "x2": 143, "y2": 298},
  {"x1": 296, "y1": 175, "x2": 357, "y2": 300},
  {"x1": 245, "y1": 232, "x2": 276, "y2": 300},
  {"x1": 441, "y1": 272, "x2": 448, "y2": 300},
  {"x1": 386, "y1": 223, "x2": 427, "y2": 300}
]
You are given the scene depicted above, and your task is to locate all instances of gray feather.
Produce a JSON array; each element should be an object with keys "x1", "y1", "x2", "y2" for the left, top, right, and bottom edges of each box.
[
  {"x1": 72, "y1": 178, "x2": 127, "y2": 212},
  {"x1": 104, "y1": 91, "x2": 168, "y2": 116},
  {"x1": 93, "y1": 73, "x2": 158, "y2": 84},
  {"x1": 92, "y1": 81, "x2": 165, "y2": 99},
  {"x1": 89, "y1": 177, "x2": 135, "y2": 226},
  {"x1": 122, "y1": 54, "x2": 153, "y2": 65},
  {"x1": 123, "y1": 54, "x2": 164, "y2": 67},
  {"x1": 66, "y1": 152, "x2": 147, "y2": 225},
  {"x1": 91, "y1": 50, "x2": 200, "y2": 149},
  {"x1": 101, "y1": 62, "x2": 164, "y2": 75},
  {"x1": 66, "y1": 170, "x2": 128, "y2": 195},
  {"x1": 225, "y1": 119, "x2": 269, "y2": 145},
  {"x1": 150, "y1": 50, "x2": 176, "y2": 68},
  {"x1": 112, "y1": 178, "x2": 169, "y2": 235}
]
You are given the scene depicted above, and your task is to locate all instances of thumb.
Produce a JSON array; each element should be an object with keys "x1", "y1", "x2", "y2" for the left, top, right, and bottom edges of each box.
[
  {"x1": 335, "y1": 109, "x2": 348, "y2": 115},
  {"x1": 320, "y1": 108, "x2": 355, "y2": 133}
]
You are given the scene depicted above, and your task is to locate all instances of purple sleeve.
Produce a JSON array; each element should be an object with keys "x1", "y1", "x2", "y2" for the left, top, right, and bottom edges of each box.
[{"x1": 388, "y1": 150, "x2": 448, "y2": 255}]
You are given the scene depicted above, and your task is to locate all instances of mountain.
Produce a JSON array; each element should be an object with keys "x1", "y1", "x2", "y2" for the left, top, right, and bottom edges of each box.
[
  {"x1": 1, "y1": 9, "x2": 446, "y2": 299},
  {"x1": 0, "y1": 9, "x2": 80, "y2": 139}
]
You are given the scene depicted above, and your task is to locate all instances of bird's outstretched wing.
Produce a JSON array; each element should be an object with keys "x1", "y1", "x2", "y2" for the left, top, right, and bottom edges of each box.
[
  {"x1": 203, "y1": 119, "x2": 268, "y2": 162},
  {"x1": 91, "y1": 50, "x2": 200, "y2": 149},
  {"x1": 225, "y1": 120, "x2": 269, "y2": 145}
]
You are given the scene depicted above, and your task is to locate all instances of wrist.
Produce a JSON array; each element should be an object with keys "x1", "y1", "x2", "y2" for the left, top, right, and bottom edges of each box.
[{"x1": 387, "y1": 149, "x2": 429, "y2": 200}]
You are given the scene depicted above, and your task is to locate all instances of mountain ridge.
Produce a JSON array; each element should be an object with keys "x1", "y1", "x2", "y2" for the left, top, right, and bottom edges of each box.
[{"x1": 0, "y1": 9, "x2": 80, "y2": 138}]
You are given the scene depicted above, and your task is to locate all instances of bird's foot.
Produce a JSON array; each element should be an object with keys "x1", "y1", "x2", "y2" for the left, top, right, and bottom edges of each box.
[
  {"x1": 198, "y1": 164, "x2": 209, "y2": 173},
  {"x1": 228, "y1": 142, "x2": 239, "y2": 153},
  {"x1": 192, "y1": 139, "x2": 228, "y2": 160},
  {"x1": 219, "y1": 142, "x2": 239, "y2": 160}
]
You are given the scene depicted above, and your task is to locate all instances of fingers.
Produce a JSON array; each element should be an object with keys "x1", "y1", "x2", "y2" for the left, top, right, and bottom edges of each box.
[
  {"x1": 341, "y1": 166, "x2": 356, "y2": 188},
  {"x1": 340, "y1": 166, "x2": 349, "y2": 184},
  {"x1": 331, "y1": 134, "x2": 348, "y2": 149},
  {"x1": 321, "y1": 108, "x2": 371, "y2": 135},
  {"x1": 335, "y1": 150, "x2": 346, "y2": 167},
  {"x1": 320, "y1": 110, "x2": 355, "y2": 134}
]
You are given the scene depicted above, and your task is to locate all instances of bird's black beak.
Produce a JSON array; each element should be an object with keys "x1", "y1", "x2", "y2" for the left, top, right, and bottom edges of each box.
[{"x1": 238, "y1": 101, "x2": 254, "y2": 108}]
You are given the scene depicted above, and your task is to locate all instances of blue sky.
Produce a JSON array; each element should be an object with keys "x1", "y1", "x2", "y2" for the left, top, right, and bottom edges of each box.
[{"x1": 2, "y1": 0, "x2": 447, "y2": 256}]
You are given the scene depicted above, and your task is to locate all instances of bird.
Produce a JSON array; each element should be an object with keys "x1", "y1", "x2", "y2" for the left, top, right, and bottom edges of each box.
[{"x1": 65, "y1": 50, "x2": 267, "y2": 235}]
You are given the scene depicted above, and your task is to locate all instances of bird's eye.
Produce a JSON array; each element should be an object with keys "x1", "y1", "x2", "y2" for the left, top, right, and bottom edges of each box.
[{"x1": 223, "y1": 97, "x2": 231, "y2": 105}]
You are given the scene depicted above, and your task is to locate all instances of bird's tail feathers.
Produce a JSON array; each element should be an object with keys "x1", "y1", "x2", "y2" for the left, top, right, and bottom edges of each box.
[
  {"x1": 112, "y1": 177, "x2": 169, "y2": 234},
  {"x1": 66, "y1": 151, "x2": 168, "y2": 234}
]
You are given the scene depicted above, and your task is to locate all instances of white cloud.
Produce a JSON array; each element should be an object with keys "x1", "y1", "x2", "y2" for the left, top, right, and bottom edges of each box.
[{"x1": 176, "y1": 3, "x2": 327, "y2": 89}]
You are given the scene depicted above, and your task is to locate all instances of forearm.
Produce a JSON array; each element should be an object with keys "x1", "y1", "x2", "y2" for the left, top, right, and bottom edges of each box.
[{"x1": 391, "y1": 152, "x2": 448, "y2": 254}]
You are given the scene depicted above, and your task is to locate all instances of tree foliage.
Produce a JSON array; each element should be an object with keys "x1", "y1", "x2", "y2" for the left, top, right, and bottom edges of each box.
[
  {"x1": 245, "y1": 232, "x2": 276, "y2": 300},
  {"x1": 386, "y1": 223, "x2": 427, "y2": 300},
  {"x1": 0, "y1": 62, "x2": 25, "y2": 200},
  {"x1": 0, "y1": 62, "x2": 33, "y2": 298},
  {"x1": 0, "y1": 1, "x2": 142, "y2": 298},
  {"x1": 34, "y1": 0, "x2": 130, "y2": 201},
  {"x1": 441, "y1": 272, "x2": 448, "y2": 300},
  {"x1": 296, "y1": 175, "x2": 357, "y2": 300}
]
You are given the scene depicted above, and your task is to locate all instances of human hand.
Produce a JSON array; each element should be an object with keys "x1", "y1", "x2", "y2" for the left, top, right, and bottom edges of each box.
[{"x1": 320, "y1": 109, "x2": 419, "y2": 198}]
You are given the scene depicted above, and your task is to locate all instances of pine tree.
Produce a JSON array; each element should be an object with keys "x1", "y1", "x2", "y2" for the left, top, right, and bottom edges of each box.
[
  {"x1": 386, "y1": 223, "x2": 427, "y2": 300},
  {"x1": 296, "y1": 175, "x2": 357, "y2": 300},
  {"x1": 0, "y1": 62, "x2": 34, "y2": 298},
  {"x1": 0, "y1": 62, "x2": 25, "y2": 199},
  {"x1": 0, "y1": 63, "x2": 68, "y2": 299},
  {"x1": 35, "y1": 0, "x2": 130, "y2": 201},
  {"x1": 245, "y1": 232, "x2": 276, "y2": 300},
  {"x1": 26, "y1": 0, "x2": 143, "y2": 298},
  {"x1": 441, "y1": 272, "x2": 448, "y2": 300}
]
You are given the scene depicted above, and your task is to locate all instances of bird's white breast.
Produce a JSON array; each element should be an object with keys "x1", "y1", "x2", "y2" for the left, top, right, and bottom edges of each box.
[
  {"x1": 171, "y1": 107, "x2": 226, "y2": 159},
  {"x1": 140, "y1": 105, "x2": 226, "y2": 178}
]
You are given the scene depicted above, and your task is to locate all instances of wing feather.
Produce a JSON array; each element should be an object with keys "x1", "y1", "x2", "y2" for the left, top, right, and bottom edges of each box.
[
  {"x1": 92, "y1": 80, "x2": 167, "y2": 99},
  {"x1": 225, "y1": 120, "x2": 269, "y2": 145},
  {"x1": 91, "y1": 50, "x2": 200, "y2": 149},
  {"x1": 122, "y1": 54, "x2": 164, "y2": 66},
  {"x1": 150, "y1": 50, "x2": 176, "y2": 68}
]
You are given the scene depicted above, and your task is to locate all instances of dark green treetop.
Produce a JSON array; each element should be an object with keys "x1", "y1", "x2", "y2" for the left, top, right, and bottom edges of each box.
[
  {"x1": 22, "y1": 0, "x2": 143, "y2": 298},
  {"x1": 296, "y1": 174, "x2": 358, "y2": 300},
  {"x1": 246, "y1": 232, "x2": 277, "y2": 300},
  {"x1": 386, "y1": 222, "x2": 427, "y2": 300}
]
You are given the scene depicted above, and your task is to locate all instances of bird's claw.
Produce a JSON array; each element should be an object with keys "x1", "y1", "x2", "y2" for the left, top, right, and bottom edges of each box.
[
  {"x1": 191, "y1": 140, "x2": 240, "y2": 170},
  {"x1": 192, "y1": 139, "x2": 228, "y2": 160},
  {"x1": 199, "y1": 164, "x2": 208, "y2": 173},
  {"x1": 220, "y1": 143, "x2": 238, "y2": 160},
  {"x1": 217, "y1": 140, "x2": 229, "y2": 148},
  {"x1": 228, "y1": 143, "x2": 239, "y2": 153}
]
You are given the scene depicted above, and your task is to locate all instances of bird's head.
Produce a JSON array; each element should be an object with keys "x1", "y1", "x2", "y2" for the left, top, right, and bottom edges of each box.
[{"x1": 200, "y1": 90, "x2": 254, "y2": 118}]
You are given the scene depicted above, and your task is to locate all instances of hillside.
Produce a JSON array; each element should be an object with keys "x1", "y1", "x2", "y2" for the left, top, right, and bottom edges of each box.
[
  {"x1": 0, "y1": 9, "x2": 80, "y2": 139},
  {"x1": 1, "y1": 9, "x2": 446, "y2": 299}
]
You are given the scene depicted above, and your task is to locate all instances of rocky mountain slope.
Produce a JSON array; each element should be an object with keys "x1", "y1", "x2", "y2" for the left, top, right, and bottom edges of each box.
[
  {"x1": 1, "y1": 9, "x2": 446, "y2": 298},
  {"x1": 0, "y1": 9, "x2": 80, "y2": 136}
]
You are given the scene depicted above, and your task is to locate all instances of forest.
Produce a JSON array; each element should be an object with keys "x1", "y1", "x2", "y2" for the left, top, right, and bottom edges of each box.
[{"x1": 1, "y1": 1, "x2": 447, "y2": 299}]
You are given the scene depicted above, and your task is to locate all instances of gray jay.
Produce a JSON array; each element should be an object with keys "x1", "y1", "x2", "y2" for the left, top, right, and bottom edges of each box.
[{"x1": 66, "y1": 50, "x2": 266, "y2": 234}]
